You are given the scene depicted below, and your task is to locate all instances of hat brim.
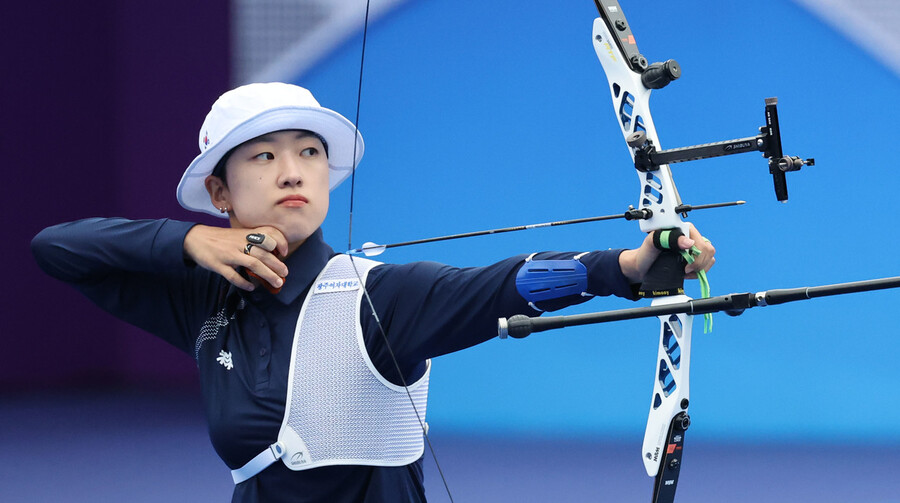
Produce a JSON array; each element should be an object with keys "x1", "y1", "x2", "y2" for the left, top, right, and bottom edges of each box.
[{"x1": 177, "y1": 105, "x2": 364, "y2": 217}]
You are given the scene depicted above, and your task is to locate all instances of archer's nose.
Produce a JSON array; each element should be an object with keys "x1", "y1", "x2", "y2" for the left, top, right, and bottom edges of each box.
[{"x1": 278, "y1": 157, "x2": 304, "y2": 187}]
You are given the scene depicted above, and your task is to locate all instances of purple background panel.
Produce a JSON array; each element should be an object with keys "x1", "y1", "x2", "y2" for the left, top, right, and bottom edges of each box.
[{"x1": 2, "y1": 0, "x2": 230, "y2": 390}]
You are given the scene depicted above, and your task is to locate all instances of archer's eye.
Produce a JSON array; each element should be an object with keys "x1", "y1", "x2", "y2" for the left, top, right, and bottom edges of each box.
[
  {"x1": 300, "y1": 147, "x2": 319, "y2": 157},
  {"x1": 254, "y1": 152, "x2": 274, "y2": 161}
]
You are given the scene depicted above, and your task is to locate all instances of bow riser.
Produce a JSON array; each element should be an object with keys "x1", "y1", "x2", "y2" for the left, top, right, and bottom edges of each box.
[
  {"x1": 591, "y1": 12, "x2": 694, "y2": 481},
  {"x1": 591, "y1": 18, "x2": 687, "y2": 237},
  {"x1": 644, "y1": 297, "x2": 692, "y2": 479}
]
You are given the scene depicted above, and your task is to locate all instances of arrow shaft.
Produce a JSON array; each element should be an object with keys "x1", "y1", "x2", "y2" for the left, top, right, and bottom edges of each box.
[
  {"x1": 377, "y1": 213, "x2": 626, "y2": 250},
  {"x1": 350, "y1": 201, "x2": 744, "y2": 254}
]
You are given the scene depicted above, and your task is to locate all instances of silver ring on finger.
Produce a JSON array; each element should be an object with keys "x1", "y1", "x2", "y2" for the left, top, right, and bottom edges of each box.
[{"x1": 244, "y1": 243, "x2": 256, "y2": 255}]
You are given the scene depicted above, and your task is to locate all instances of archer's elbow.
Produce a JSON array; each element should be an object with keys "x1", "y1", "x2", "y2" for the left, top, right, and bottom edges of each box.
[{"x1": 31, "y1": 223, "x2": 87, "y2": 283}]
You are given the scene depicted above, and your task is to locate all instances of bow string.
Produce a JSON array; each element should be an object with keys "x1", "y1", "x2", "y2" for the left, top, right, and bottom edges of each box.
[{"x1": 343, "y1": 0, "x2": 456, "y2": 501}]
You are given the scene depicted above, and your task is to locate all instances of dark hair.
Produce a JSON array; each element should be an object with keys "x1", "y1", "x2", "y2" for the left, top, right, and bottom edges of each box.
[
  {"x1": 210, "y1": 147, "x2": 235, "y2": 182},
  {"x1": 209, "y1": 129, "x2": 329, "y2": 185}
]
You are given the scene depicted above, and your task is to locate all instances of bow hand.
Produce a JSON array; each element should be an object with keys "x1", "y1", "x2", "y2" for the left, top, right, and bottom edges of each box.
[{"x1": 619, "y1": 223, "x2": 716, "y2": 284}]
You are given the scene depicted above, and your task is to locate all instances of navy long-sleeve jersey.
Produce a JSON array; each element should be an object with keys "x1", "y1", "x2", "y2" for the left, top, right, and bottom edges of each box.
[{"x1": 31, "y1": 218, "x2": 637, "y2": 502}]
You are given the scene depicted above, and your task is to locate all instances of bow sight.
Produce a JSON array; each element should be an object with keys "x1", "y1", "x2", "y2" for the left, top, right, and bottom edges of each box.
[
  {"x1": 595, "y1": 0, "x2": 814, "y2": 203},
  {"x1": 627, "y1": 98, "x2": 815, "y2": 202}
]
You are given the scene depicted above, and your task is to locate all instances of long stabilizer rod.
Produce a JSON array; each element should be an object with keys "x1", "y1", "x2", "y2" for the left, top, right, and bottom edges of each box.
[{"x1": 498, "y1": 276, "x2": 900, "y2": 338}]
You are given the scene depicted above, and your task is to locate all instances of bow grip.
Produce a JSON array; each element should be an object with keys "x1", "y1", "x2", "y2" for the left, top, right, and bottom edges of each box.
[{"x1": 638, "y1": 228, "x2": 687, "y2": 298}]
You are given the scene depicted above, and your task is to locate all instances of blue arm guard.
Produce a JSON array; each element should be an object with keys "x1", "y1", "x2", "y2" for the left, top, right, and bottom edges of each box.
[{"x1": 515, "y1": 257, "x2": 589, "y2": 304}]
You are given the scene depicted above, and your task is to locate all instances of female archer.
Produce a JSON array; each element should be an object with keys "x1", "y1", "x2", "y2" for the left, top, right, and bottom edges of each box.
[{"x1": 31, "y1": 82, "x2": 714, "y2": 502}]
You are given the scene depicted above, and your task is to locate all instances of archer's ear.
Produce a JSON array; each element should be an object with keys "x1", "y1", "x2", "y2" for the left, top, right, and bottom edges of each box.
[{"x1": 205, "y1": 175, "x2": 230, "y2": 210}]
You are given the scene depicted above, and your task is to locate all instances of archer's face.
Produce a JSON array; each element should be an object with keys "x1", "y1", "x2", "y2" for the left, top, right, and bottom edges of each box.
[{"x1": 215, "y1": 130, "x2": 331, "y2": 246}]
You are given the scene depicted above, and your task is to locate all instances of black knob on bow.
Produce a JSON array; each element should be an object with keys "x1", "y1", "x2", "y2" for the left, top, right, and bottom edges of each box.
[{"x1": 642, "y1": 59, "x2": 681, "y2": 89}]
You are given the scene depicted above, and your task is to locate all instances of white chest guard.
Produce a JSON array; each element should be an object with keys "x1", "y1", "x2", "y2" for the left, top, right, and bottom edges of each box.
[{"x1": 231, "y1": 255, "x2": 431, "y2": 484}]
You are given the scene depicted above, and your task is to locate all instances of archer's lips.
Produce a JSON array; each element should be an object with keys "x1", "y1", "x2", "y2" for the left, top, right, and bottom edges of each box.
[{"x1": 277, "y1": 195, "x2": 309, "y2": 208}]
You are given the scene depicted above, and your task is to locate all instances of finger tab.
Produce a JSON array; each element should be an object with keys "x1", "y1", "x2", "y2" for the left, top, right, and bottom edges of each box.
[{"x1": 246, "y1": 233, "x2": 277, "y2": 252}]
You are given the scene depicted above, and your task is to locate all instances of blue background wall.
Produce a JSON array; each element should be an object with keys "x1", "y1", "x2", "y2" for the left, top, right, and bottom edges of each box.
[{"x1": 297, "y1": 0, "x2": 900, "y2": 443}]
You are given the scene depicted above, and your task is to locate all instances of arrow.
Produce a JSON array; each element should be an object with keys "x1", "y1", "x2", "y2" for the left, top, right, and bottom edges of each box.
[{"x1": 348, "y1": 200, "x2": 744, "y2": 256}]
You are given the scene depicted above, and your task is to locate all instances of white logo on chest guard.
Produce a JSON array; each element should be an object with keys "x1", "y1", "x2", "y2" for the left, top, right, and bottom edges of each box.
[
  {"x1": 216, "y1": 350, "x2": 233, "y2": 370},
  {"x1": 314, "y1": 278, "x2": 360, "y2": 294}
]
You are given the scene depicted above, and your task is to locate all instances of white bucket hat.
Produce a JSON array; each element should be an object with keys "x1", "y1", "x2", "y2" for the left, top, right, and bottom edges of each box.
[{"x1": 177, "y1": 82, "x2": 364, "y2": 217}]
